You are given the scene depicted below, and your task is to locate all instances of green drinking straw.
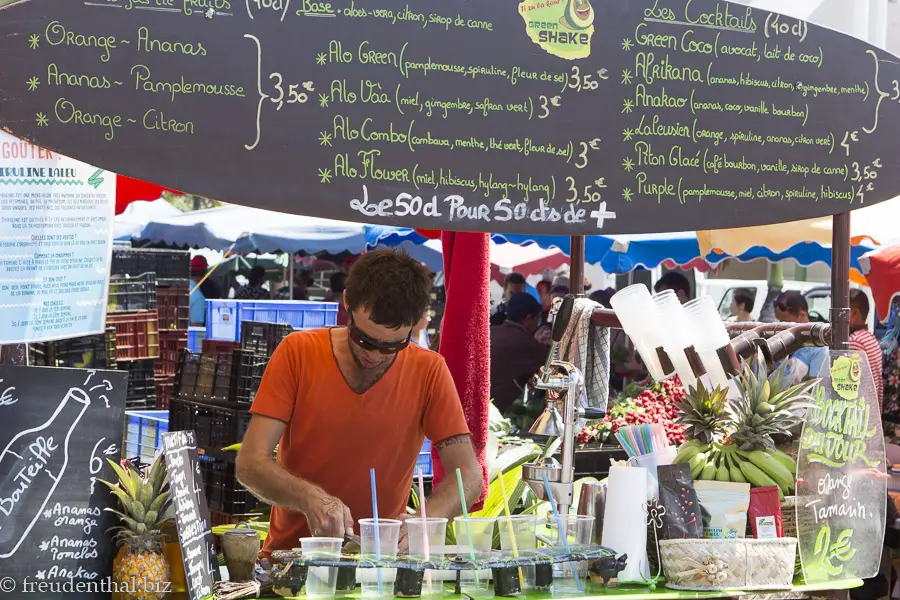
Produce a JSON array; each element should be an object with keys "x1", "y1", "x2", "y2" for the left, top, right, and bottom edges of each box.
[{"x1": 455, "y1": 468, "x2": 480, "y2": 589}]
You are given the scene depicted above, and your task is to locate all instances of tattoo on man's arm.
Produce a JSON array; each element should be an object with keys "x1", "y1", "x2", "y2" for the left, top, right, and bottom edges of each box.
[{"x1": 435, "y1": 434, "x2": 470, "y2": 450}]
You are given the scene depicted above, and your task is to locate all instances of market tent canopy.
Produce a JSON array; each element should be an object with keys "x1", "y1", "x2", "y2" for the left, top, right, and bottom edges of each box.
[
  {"x1": 114, "y1": 199, "x2": 182, "y2": 241},
  {"x1": 127, "y1": 204, "x2": 370, "y2": 254},
  {"x1": 697, "y1": 196, "x2": 900, "y2": 257},
  {"x1": 368, "y1": 227, "x2": 875, "y2": 274}
]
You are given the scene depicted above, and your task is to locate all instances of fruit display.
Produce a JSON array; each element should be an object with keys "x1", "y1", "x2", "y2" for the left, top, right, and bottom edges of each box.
[
  {"x1": 99, "y1": 454, "x2": 173, "y2": 600},
  {"x1": 673, "y1": 355, "x2": 817, "y2": 498},
  {"x1": 576, "y1": 378, "x2": 686, "y2": 446}
]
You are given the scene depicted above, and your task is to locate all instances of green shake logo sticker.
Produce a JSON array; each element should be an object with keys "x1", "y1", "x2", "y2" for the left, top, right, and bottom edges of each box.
[
  {"x1": 519, "y1": 0, "x2": 595, "y2": 60},
  {"x1": 830, "y1": 354, "x2": 862, "y2": 401}
]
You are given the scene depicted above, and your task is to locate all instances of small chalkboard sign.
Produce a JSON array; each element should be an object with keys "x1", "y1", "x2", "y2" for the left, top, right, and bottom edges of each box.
[
  {"x1": 162, "y1": 430, "x2": 219, "y2": 600},
  {"x1": 0, "y1": 365, "x2": 127, "y2": 599},
  {"x1": 796, "y1": 351, "x2": 887, "y2": 583}
]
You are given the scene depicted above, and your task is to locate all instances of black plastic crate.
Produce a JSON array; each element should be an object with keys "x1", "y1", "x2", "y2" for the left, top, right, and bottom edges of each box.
[
  {"x1": 231, "y1": 349, "x2": 266, "y2": 404},
  {"x1": 108, "y1": 273, "x2": 158, "y2": 313},
  {"x1": 124, "y1": 358, "x2": 157, "y2": 409},
  {"x1": 169, "y1": 397, "x2": 251, "y2": 449},
  {"x1": 240, "y1": 321, "x2": 293, "y2": 358},
  {"x1": 28, "y1": 328, "x2": 117, "y2": 369},
  {"x1": 196, "y1": 448, "x2": 260, "y2": 514},
  {"x1": 175, "y1": 350, "x2": 231, "y2": 403},
  {"x1": 111, "y1": 247, "x2": 190, "y2": 280}
]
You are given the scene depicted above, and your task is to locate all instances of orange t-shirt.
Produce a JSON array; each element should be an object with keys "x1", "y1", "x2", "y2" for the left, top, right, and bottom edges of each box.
[{"x1": 250, "y1": 328, "x2": 469, "y2": 557}]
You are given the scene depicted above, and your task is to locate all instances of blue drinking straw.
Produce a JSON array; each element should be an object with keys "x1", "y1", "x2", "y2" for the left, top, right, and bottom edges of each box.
[
  {"x1": 370, "y1": 468, "x2": 384, "y2": 596},
  {"x1": 541, "y1": 473, "x2": 584, "y2": 592}
]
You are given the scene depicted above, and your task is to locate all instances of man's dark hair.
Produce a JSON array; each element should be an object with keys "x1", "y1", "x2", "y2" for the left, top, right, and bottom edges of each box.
[
  {"x1": 504, "y1": 272, "x2": 526, "y2": 287},
  {"x1": 536, "y1": 280, "x2": 552, "y2": 294},
  {"x1": 850, "y1": 289, "x2": 870, "y2": 320},
  {"x1": 774, "y1": 290, "x2": 807, "y2": 316},
  {"x1": 345, "y1": 250, "x2": 432, "y2": 327},
  {"x1": 589, "y1": 288, "x2": 613, "y2": 309},
  {"x1": 330, "y1": 271, "x2": 347, "y2": 294},
  {"x1": 654, "y1": 272, "x2": 691, "y2": 299},
  {"x1": 733, "y1": 288, "x2": 756, "y2": 313},
  {"x1": 248, "y1": 266, "x2": 266, "y2": 287}
]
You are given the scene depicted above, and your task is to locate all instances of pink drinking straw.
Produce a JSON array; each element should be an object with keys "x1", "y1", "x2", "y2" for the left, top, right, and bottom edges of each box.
[{"x1": 417, "y1": 469, "x2": 433, "y2": 593}]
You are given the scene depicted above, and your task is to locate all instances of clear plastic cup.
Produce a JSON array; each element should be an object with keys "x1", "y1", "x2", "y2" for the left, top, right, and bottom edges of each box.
[
  {"x1": 547, "y1": 515, "x2": 595, "y2": 597},
  {"x1": 300, "y1": 537, "x2": 344, "y2": 598},
  {"x1": 652, "y1": 290, "x2": 697, "y2": 389},
  {"x1": 407, "y1": 518, "x2": 447, "y2": 597},
  {"x1": 360, "y1": 518, "x2": 402, "y2": 598},
  {"x1": 626, "y1": 445, "x2": 677, "y2": 499},
  {"x1": 610, "y1": 285, "x2": 672, "y2": 380},
  {"x1": 497, "y1": 515, "x2": 536, "y2": 589},
  {"x1": 454, "y1": 517, "x2": 495, "y2": 593}
]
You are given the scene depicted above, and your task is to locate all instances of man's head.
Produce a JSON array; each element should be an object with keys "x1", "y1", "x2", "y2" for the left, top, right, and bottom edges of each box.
[
  {"x1": 504, "y1": 273, "x2": 527, "y2": 299},
  {"x1": 330, "y1": 271, "x2": 347, "y2": 295},
  {"x1": 850, "y1": 289, "x2": 870, "y2": 327},
  {"x1": 344, "y1": 250, "x2": 432, "y2": 369},
  {"x1": 506, "y1": 292, "x2": 543, "y2": 333},
  {"x1": 248, "y1": 266, "x2": 266, "y2": 288},
  {"x1": 190, "y1": 256, "x2": 208, "y2": 280},
  {"x1": 654, "y1": 272, "x2": 692, "y2": 304},
  {"x1": 536, "y1": 280, "x2": 553, "y2": 310},
  {"x1": 730, "y1": 288, "x2": 755, "y2": 317},
  {"x1": 774, "y1": 290, "x2": 809, "y2": 323}
]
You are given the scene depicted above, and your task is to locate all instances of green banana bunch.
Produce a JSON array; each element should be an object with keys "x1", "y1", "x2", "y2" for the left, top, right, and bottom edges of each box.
[
  {"x1": 715, "y1": 454, "x2": 730, "y2": 482},
  {"x1": 736, "y1": 457, "x2": 785, "y2": 500},
  {"x1": 674, "y1": 440, "x2": 709, "y2": 465},
  {"x1": 675, "y1": 440, "x2": 797, "y2": 497},
  {"x1": 726, "y1": 453, "x2": 747, "y2": 483},
  {"x1": 689, "y1": 451, "x2": 707, "y2": 479},
  {"x1": 767, "y1": 448, "x2": 797, "y2": 475},
  {"x1": 742, "y1": 449, "x2": 795, "y2": 494}
]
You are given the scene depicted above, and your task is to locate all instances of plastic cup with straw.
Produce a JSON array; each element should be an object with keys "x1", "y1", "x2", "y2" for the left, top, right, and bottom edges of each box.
[
  {"x1": 370, "y1": 468, "x2": 384, "y2": 596},
  {"x1": 497, "y1": 473, "x2": 525, "y2": 587},
  {"x1": 417, "y1": 469, "x2": 432, "y2": 595},
  {"x1": 541, "y1": 473, "x2": 584, "y2": 592},
  {"x1": 455, "y1": 468, "x2": 479, "y2": 590}
]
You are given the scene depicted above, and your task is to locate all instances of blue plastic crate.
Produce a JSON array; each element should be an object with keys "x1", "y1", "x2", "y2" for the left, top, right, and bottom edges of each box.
[
  {"x1": 123, "y1": 410, "x2": 169, "y2": 464},
  {"x1": 416, "y1": 439, "x2": 433, "y2": 477},
  {"x1": 206, "y1": 300, "x2": 338, "y2": 341},
  {"x1": 188, "y1": 327, "x2": 205, "y2": 353}
]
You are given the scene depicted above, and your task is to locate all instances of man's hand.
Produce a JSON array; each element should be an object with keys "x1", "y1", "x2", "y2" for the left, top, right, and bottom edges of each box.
[
  {"x1": 305, "y1": 490, "x2": 354, "y2": 538},
  {"x1": 392, "y1": 513, "x2": 416, "y2": 553}
]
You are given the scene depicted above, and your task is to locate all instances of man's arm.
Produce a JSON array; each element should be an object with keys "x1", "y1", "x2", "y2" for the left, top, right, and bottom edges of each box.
[
  {"x1": 427, "y1": 434, "x2": 482, "y2": 518},
  {"x1": 236, "y1": 414, "x2": 354, "y2": 537}
]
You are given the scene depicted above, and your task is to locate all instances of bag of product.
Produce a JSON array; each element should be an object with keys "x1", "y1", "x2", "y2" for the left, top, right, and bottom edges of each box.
[
  {"x1": 748, "y1": 486, "x2": 783, "y2": 539},
  {"x1": 694, "y1": 481, "x2": 751, "y2": 539},
  {"x1": 657, "y1": 464, "x2": 702, "y2": 540}
]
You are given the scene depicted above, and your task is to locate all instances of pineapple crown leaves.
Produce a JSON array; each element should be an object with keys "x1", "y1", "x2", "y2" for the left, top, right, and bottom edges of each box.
[
  {"x1": 675, "y1": 383, "x2": 730, "y2": 443},
  {"x1": 98, "y1": 454, "x2": 172, "y2": 542}
]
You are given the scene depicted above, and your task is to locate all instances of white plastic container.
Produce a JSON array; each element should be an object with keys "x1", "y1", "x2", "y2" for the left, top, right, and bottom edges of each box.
[
  {"x1": 609, "y1": 285, "x2": 673, "y2": 380},
  {"x1": 684, "y1": 297, "x2": 731, "y2": 389},
  {"x1": 652, "y1": 290, "x2": 697, "y2": 389}
]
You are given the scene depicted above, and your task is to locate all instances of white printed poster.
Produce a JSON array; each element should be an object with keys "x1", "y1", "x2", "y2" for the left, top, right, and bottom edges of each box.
[{"x1": 0, "y1": 130, "x2": 115, "y2": 343}]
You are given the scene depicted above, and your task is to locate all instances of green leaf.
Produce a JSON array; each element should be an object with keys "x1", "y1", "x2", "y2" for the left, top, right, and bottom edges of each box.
[
  {"x1": 492, "y1": 444, "x2": 540, "y2": 482},
  {"x1": 107, "y1": 459, "x2": 138, "y2": 499},
  {"x1": 471, "y1": 466, "x2": 524, "y2": 519},
  {"x1": 148, "y1": 491, "x2": 170, "y2": 514}
]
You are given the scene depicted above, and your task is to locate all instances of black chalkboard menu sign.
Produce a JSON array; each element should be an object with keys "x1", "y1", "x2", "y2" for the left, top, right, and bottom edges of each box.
[
  {"x1": 0, "y1": 365, "x2": 126, "y2": 598},
  {"x1": 1, "y1": 0, "x2": 900, "y2": 234},
  {"x1": 162, "y1": 430, "x2": 218, "y2": 600}
]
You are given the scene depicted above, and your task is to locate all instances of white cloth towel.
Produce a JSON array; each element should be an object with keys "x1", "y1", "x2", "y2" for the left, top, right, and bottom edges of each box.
[{"x1": 558, "y1": 298, "x2": 610, "y2": 411}]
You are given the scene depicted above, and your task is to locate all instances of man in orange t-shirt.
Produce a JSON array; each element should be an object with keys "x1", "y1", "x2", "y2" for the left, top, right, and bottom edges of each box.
[{"x1": 236, "y1": 250, "x2": 481, "y2": 557}]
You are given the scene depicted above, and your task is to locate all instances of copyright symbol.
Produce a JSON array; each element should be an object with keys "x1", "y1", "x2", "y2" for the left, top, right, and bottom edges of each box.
[{"x1": 0, "y1": 577, "x2": 15, "y2": 592}]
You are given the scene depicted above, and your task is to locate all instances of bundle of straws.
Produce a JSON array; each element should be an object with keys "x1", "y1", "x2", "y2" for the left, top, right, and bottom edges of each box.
[{"x1": 614, "y1": 423, "x2": 669, "y2": 458}]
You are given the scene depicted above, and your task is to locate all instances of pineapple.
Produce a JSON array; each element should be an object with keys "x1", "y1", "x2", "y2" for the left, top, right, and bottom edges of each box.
[
  {"x1": 729, "y1": 352, "x2": 817, "y2": 451},
  {"x1": 99, "y1": 455, "x2": 172, "y2": 600},
  {"x1": 675, "y1": 383, "x2": 730, "y2": 443}
]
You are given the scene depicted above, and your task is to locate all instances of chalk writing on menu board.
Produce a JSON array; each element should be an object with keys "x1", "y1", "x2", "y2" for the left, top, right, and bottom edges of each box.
[
  {"x1": 1, "y1": 0, "x2": 900, "y2": 234},
  {"x1": 795, "y1": 352, "x2": 887, "y2": 583},
  {"x1": 162, "y1": 430, "x2": 218, "y2": 600},
  {"x1": 0, "y1": 365, "x2": 127, "y2": 599}
]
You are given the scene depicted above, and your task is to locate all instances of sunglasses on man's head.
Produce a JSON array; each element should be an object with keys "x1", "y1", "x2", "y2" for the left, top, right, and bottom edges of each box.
[{"x1": 347, "y1": 314, "x2": 411, "y2": 354}]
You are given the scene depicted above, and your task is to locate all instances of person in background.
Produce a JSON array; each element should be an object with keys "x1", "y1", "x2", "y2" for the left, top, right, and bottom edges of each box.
[
  {"x1": 536, "y1": 280, "x2": 553, "y2": 323},
  {"x1": 236, "y1": 250, "x2": 480, "y2": 555},
  {"x1": 189, "y1": 256, "x2": 216, "y2": 326},
  {"x1": 490, "y1": 272, "x2": 527, "y2": 326},
  {"x1": 849, "y1": 289, "x2": 884, "y2": 410},
  {"x1": 323, "y1": 271, "x2": 349, "y2": 326},
  {"x1": 236, "y1": 266, "x2": 271, "y2": 300},
  {"x1": 729, "y1": 288, "x2": 755, "y2": 322},
  {"x1": 774, "y1": 291, "x2": 828, "y2": 382},
  {"x1": 275, "y1": 269, "x2": 315, "y2": 301},
  {"x1": 654, "y1": 272, "x2": 692, "y2": 304},
  {"x1": 490, "y1": 292, "x2": 550, "y2": 414},
  {"x1": 411, "y1": 310, "x2": 431, "y2": 349}
]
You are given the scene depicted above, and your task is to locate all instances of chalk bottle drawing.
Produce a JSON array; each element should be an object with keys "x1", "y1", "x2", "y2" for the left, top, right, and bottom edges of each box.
[{"x1": 0, "y1": 388, "x2": 90, "y2": 557}]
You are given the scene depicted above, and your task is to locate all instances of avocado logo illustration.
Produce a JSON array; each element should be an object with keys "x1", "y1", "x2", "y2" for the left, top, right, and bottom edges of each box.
[
  {"x1": 561, "y1": 0, "x2": 594, "y2": 30},
  {"x1": 830, "y1": 354, "x2": 862, "y2": 400},
  {"x1": 519, "y1": 0, "x2": 595, "y2": 60}
]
